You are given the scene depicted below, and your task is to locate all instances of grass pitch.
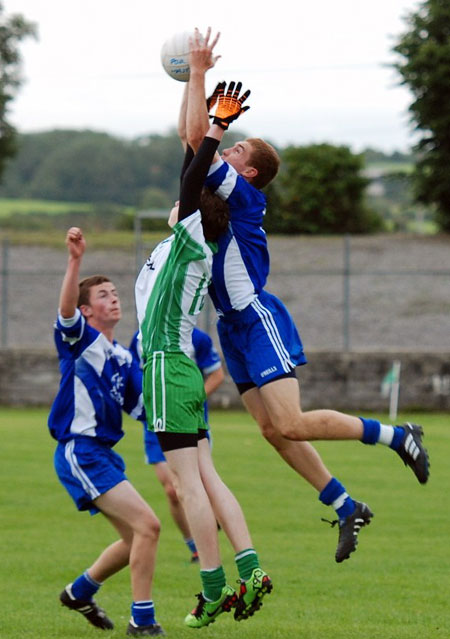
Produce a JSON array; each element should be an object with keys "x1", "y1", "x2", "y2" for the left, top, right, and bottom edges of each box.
[{"x1": 1, "y1": 407, "x2": 449, "y2": 638}]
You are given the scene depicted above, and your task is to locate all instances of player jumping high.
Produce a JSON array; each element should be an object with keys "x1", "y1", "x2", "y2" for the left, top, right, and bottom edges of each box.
[{"x1": 180, "y1": 26, "x2": 429, "y2": 563}]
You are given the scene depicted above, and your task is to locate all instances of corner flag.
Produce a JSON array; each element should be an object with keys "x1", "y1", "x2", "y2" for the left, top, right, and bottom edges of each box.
[{"x1": 381, "y1": 360, "x2": 401, "y2": 421}]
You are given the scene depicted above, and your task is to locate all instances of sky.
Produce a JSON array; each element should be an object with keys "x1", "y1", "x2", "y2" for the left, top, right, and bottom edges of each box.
[{"x1": 4, "y1": 0, "x2": 422, "y2": 153}]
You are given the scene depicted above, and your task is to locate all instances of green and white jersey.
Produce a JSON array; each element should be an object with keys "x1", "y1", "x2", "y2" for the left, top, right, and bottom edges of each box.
[{"x1": 135, "y1": 211, "x2": 216, "y2": 359}]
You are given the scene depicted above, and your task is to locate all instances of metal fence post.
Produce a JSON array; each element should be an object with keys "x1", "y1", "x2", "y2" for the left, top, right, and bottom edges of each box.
[
  {"x1": 1, "y1": 237, "x2": 9, "y2": 348},
  {"x1": 343, "y1": 234, "x2": 351, "y2": 351},
  {"x1": 134, "y1": 213, "x2": 143, "y2": 276}
]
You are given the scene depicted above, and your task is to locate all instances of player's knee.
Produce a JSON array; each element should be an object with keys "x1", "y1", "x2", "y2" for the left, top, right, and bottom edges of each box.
[
  {"x1": 165, "y1": 483, "x2": 180, "y2": 506},
  {"x1": 277, "y1": 416, "x2": 308, "y2": 440},
  {"x1": 140, "y1": 511, "x2": 161, "y2": 542},
  {"x1": 257, "y1": 417, "x2": 277, "y2": 443},
  {"x1": 259, "y1": 416, "x2": 307, "y2": 442}
]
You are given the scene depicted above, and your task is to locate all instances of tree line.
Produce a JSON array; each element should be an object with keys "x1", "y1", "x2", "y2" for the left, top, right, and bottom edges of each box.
[
  {"x1": 1, "y1": 128, "x2": 415, "y2": 234},
  {"x1": 2, "y1": 0, "x2": 450, "y2": 233}
]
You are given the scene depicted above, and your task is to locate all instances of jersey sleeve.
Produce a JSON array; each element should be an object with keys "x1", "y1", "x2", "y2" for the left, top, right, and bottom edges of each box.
[
  {"x1": 192, "y1": 328, "x2": 222, "y2": 375},
  {"x1": 173, "y1": 211, "x2": 209, "y2": 263},
  {"x1": 123, "y1": 354, "x2": 146, "y2": 421},
  {"x1": 53, "y1": 308, "x2": 90, "y2": 359},
  {"x1": 128, "y1": 330, "x2": 143, "y2": 369},
  {"x1": 205, "y1": 159, "x2": 267, "y2": 229}
]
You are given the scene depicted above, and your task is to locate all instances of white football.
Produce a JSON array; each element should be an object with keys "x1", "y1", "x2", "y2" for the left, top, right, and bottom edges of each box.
[{"x1": 160, "y1": 31, "x2": 193, "y2": 82}]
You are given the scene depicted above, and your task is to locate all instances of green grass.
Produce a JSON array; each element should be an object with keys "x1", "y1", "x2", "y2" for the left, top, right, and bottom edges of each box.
[
  {"x1": 0, "y1": 198, "x2": 94, "y2": 218},
  {"x1": 0, "y1": 228, "x2": 166, "y2": 250},
  {"x1": 1, "y1": 407, "x2": 449, "y2": 638},
  {"x1": 365, "y1": 162, "x2": 414, "y2": 174}
]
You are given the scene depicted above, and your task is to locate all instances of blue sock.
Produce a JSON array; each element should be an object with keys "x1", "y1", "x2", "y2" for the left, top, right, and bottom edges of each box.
[
  {"x1": 131, "y1": 601, "x2": 156, "y2": 627},
  {"x1": 184, "y1": 537, "x2": 197, "y2": 554},
  {"x1": 71, "y1": 571, "x2": 101, "y2": 601},
  {"x1": 319, "y1": 477, "x2": 355, "y2": 520},
  {"x1": 390, "y1": 426, "x2": 405, "y2": 450},
  {"x1": 360, "y1": 417, "x2": 404, "y2": 450},
  {"x1": 360, "y1": 417, "x2": 381, "y2": 444}
]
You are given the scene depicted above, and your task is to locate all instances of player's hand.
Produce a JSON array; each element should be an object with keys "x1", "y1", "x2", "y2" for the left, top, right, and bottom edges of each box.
[
  {"x1": 206, "y1": 81, "x2": 226, "y2": 113},
  {"x1": 212, "y1": 81, "x2": 251, "y2": 130},
  {"x1": 66, "y1": 227, "x2": 86, "y2": 259},
  {"x1": 189, "y1": 27, "x2": 221, "y2": 74}
]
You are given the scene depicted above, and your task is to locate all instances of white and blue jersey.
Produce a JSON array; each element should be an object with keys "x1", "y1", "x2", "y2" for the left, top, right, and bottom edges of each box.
[
  {"x1": 48, "y1": 309, "x2": 145, "y2": 447},
  {"x1": 205, "y1": 158, "x2": 269, "y2": 314},
  {"x1": 206, "y1": 158, "x2": 307, "y2": 388},
  {"x1": 129, "y1": 328, "x2": 220, "y2": 464}
]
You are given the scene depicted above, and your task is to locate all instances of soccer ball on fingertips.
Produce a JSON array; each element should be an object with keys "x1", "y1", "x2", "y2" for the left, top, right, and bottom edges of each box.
[{"x1": 160, "y1": 31, "x2": 193, "y2": 82}]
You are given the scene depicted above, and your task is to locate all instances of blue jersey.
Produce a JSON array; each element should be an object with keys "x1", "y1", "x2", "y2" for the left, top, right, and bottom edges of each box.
[
  {"x1": 48, "y1": 309, "x2": 145, "y2": 447},
  {"x1": 191, "y1": 328, "x2": 222, "y2": 377},
  {"x1": 205, "y1": 158, "x2": 270, "y2": 315}
]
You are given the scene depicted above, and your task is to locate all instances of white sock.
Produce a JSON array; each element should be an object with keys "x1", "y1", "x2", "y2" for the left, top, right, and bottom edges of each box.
[{"x1": 378, "y1": 424, "x2": 394, "y2": 446}]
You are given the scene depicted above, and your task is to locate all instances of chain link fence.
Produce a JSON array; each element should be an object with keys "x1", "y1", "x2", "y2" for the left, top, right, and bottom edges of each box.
[{"x1": 1, "y1": 234, "x2": 450, "y2": 352}]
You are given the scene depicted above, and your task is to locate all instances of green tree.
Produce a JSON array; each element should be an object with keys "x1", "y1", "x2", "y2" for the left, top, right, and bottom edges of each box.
[
  {"x1": 0, "y1": 2, "x2": 36, "y2": 180},
  {"x1": 393, "y1": 0, "x2": 450, "y2": 231},
  {"x1": 266, "y1": 143, "x2": 383, "y2": 234},
  {"x1": 27, "y1": 131, "x2": 140, "y2": 204},
  {"x1": 0, "y1": 127, "x2": 251, "y2": 205}
]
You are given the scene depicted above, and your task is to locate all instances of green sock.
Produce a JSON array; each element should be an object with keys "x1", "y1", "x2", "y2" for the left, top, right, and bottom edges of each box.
[
  {"x1": 235, "y1": 548, "x2": 260, "y2": 581},
  {"x1": 200, "y1": 565, "x2": 226, "y2": 602}
]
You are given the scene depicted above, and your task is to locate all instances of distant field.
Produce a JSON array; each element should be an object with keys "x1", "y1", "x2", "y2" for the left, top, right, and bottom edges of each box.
[
  {"x1": 1, "y1": 407, "x2": 449, "y2": 639},
  {"x1": 0, "y1": 198, "x2": 168, "y2": 249},
  {"x1": 0, "y1": 198, "x2": 94, "y2": 218},
  {"x1": 365, "y1": 162, "x2": 413, "y2": 173}
]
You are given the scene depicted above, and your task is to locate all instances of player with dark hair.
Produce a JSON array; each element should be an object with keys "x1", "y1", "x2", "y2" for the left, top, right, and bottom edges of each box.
[
  {"x1": 182, "y1": 26, "x2": 430, "y2": 564},
  {"x1": 135, "y1": 37, "x2": 272, "y2": 629},
  {"x1": 48, "y1": 228, "x2": 165, "y2": 636},
  {"x1": 129, "y1": 327, "x2": 224, "y2": 564}
]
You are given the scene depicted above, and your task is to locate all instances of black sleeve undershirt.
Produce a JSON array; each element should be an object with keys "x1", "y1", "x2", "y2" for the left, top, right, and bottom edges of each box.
[
  {"x1": 178, "y1": 136, "x2": 220, "y2": 222},
  {"x1": 179, "y1": 145, "x2": 195, "y2": 184}
]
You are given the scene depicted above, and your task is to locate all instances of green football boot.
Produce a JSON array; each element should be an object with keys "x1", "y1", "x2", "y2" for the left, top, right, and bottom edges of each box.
[
  {"x1": 234, "y1": 568, "x2": 273, "y2": 621},
  {"x1": 184, "y1": 585, "x2": 237, "y2": 628}
]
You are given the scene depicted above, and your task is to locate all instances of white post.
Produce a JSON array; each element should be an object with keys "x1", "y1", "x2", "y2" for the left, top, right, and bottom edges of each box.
[{"x1": 389, "y1": 360, "x2": 401, "y2": 422}]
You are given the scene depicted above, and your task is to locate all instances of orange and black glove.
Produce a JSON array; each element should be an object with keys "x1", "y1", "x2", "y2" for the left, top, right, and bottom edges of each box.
[
  {"x1": 212, "y1": 81, "x2": 251, "y2": 130},
  {"x1": 206, "y1": 81, "x2": 226, "y2": 113}
]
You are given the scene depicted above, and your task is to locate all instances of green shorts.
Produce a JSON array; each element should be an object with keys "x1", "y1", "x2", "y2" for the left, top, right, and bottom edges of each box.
[{"x1": 143, "y1": 351, "x2": 207, "y2": 434}]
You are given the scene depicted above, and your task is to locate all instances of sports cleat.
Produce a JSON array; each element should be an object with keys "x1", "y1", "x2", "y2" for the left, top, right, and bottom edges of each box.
[
  {"x1": 126, "y1": 620, "x2": 166, "y2": 636},
  {"x1": 184, "y1": 584, "x2": 237, "y2": 628},
  {"x1": 60, "y1": 584, "x2": 114, "y2": 629},
  {"x1": 234, "y1": 568, "x2": 273, "y2": 621},
  {"x1": 190, "y1": 551, "x2": 200, "y2": 564},
  {"x1": 323, "y1": 501, "x2": 374, "y2": 563},
  {"x1": 396, "y1": 422, "x2": 429, "y2": 484}
]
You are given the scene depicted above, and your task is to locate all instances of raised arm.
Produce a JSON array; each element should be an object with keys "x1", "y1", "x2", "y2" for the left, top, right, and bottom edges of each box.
[
  {"x1": 186, "y1": 27, "x2": 221, "y2": 154},
  {"x1": 177, "y1": 83, "x2": 189, "y2": 151},
  {"x1": 178, "y1": 81, "x2": 251, "y2": 221},
  {"x1": 59, "y1": 227, "x2": 86, "y2": 318}
]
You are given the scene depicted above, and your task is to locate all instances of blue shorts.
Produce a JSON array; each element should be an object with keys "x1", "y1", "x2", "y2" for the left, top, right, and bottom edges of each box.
[
  {"x1": 217, "y1": 290, "x2": 307, "y2": 388},
  {"x1": 143, "y1": 422, "x2": 211, "y2": 464},
  {"x1": 54, "y1": 437, "x2": 127, "y2": 515}
]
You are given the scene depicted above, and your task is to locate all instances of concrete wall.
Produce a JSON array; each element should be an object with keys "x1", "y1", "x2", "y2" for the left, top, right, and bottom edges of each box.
[{"x1": 1, "y1": 349, "x2": 449, "y2": 411}]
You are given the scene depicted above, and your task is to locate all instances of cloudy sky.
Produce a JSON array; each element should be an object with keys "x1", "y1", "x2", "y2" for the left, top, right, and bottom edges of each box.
[{"x1": 4, "y1": 0, "x2": 421, "y2": 152}]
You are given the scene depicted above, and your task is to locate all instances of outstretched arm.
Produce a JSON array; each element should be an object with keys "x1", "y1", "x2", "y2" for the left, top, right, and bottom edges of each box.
[
  {"x1": 179, "y1": 82, "x2": 251, "y2": 221},
  {"x1": 204, "y1": 366, "x2": 225, "y2": 396},
  {"x1": 186, "y1": 27, "x2": 221, "y2": 154},
  {"x1": 177, "y1": 83, "x2": 189, "y2": 151},
  {"x1": 59, "y1": 227, "x2": 86, "y2": 318}
]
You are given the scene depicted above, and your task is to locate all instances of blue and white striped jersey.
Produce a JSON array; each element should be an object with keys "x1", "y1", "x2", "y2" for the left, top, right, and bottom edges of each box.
[
  {"x1": 190, "y1": 328, "x2": 222, "y2": 377},
  {"x1": 205, "y1": 158, "x2": 270, "y2": 315},
  {"x1": 48, "y1": 309, "x2": 145, "y2": 446}
]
